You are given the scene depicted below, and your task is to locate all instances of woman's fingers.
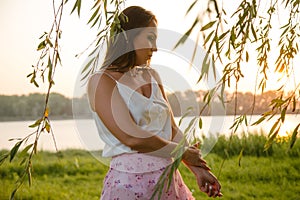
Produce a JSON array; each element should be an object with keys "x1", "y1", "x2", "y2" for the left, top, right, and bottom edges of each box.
[
  {"x1": 201, "y1": 182, "x2": 209, "y2": 193},
  {"x1": 203, "y1": 182, "x2": 222, "y2": 198},
  {"x1": 208, "y1": 185, "x2": 214, "y2": 197}
]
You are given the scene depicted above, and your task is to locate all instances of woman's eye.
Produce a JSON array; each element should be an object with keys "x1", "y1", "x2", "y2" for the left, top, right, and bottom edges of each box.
[{"x1": 148, "y1": 35, "x2": 155, "y2": 41}]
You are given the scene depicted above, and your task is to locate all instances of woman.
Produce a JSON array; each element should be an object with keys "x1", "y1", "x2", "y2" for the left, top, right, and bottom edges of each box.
[{"x1": 87, "y1": 6, "x2": 222, "y2": 199}]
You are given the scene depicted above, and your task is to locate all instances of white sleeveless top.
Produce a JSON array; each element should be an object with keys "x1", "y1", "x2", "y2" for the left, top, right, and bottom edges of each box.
[{"x1": 91, "y1": 71, "x2": 172, "y2": 157}]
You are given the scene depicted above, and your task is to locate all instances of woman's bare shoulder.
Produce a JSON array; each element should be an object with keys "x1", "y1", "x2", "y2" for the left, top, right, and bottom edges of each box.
[
  {"x1": 87, "y1": 71, "x2": 119, "y2": 98},
  {"x1": 87, "y1": 71, "x2": 119, "y2": 110},
  {"x1": 88, "y1": 70, "x2": 120, "y2": 88}
]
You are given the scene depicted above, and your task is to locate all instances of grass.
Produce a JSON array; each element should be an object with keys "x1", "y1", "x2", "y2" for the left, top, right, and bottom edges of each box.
[{"x1": 0, "y1": 135, "x2": 299, "y2": 200}]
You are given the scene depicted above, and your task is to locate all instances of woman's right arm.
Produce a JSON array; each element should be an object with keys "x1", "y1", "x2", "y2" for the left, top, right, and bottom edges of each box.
[{"x1": 87, "y1": 73, "x2": 206, "y2": 167}]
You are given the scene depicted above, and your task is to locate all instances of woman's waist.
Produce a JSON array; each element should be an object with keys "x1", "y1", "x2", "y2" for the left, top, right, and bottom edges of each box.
[{"x1": 110, "y1": 152, "x2": 173, "y2": 173}]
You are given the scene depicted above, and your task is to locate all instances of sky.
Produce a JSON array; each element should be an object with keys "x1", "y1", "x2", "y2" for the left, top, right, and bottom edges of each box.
[
  {"x1": 0, "y1": 0, "x2": 299, "y2": 98},
  {"x1": 0, "y1": 0, "x2": 199, "y2": 97}
]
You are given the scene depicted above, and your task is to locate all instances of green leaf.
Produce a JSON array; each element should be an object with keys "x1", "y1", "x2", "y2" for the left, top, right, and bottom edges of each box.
[
  {"x1": 88, "y1": 6, "x2": 100, "y2": 24},
  {"x1": 26, "y1": 72, "x2": 33, "y2": 78},
  {"x1": 184, "y1": 116, "x2": 197, "y2": 134},
  {"x1": 91, "y1": 15, "x2": 100, "y2": 28},
  {"x1": 29, "y1": 118, "x2": 43, "y2": 128},
  {"x1": 178, "y1": 108, "x2": 193, "y2": 126},
  {"x1": 33, "y1": 80, "x2": 39, "y2": 88},
  {"x1": 80, "y1": 68, "x2": 93, "y2": 82},
  {"x1": 81, "y1": 57, "x2": 95, "y2": 74},
  {"x1": 200, "y1": 20, "x2": 217, "y2": 31},
  {"x1": 45, "y1": 120, "x2": 51, "y2": 133},
  {"x1": 251, "y1": 116, "x2": 265, "y2": 126},
  {"x1": 264, "y1": 127, "x2": 279, "y2": 151},
  {"x1": 280, "y1": 107, "x2": 287, "y2": 123},
  {"x1": 199, "y1": 53, "x2": 210, "y2": 82},
  {"x1": 268, "y1": 120, "x2": 280, "y2": 137},
  {"x1": 39, "y1": 32, "x2": 48, "y2": 39},
  {"x1": 204, "y1": 30, "x2": 214, "y2": 46},
  {"x1": 174, "y1": 18, "x2": 199, "y2": 49},
  {"x1": 10, "y1": 141, "x2": 23, "y2": 162},
  {"x1": 198, "y1": 117, "x2": 203, "y2": 129},
  {"x1": 218, "y1": 30, "x2": 229, "y2": 41},
  {"x1": 185, "y1": 0, "x2": 198, "y2": 16},
  {"x1": 290, "y1": 123, "x2": 300, "y2": 149},
  {"x1": 20, "y1": 144, "x2": 34, "y2": 156},
  {"x1": 37, "y1": 40, "x2": 46, "y2": 51},
  {"x1": 47, "y1": 56, "x2": 53, "y2": 82},
  {"x1": 150, "y1": 165, "x2": 171, "y2": 200},
  {"x1": 251, "y1": 23, "x2": 257, "y2": 40},
  {"x1": 19, "y1": 157, "x2": 27, "y2": 166},
  {"x1": 71, "y1": 0, "x2": 81, "y2": 17}
]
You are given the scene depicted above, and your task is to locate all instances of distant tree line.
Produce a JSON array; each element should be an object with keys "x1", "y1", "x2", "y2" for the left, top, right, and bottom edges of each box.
[
  {"x1": 0, "y1": 90, "x2": 299, "y2": 121},
  {"x1": 168, "y1": 90, "x2": 300, "y2": 116},
  {"x1": 0, "y1": 93, "x2": 86, "y2": 121}
]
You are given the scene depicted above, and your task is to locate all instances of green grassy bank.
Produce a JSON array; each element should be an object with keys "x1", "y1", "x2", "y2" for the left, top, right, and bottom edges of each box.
[{"x1": 0, "y1": 135, "x2": 299, "y2": 200}]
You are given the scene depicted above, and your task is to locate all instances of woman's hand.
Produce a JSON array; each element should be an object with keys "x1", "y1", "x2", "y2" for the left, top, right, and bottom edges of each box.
[
  {"x1": 187, "y1": 164, "x2": 222, "y2": 198},
  {"x1": 181, "y1": 146, "x2": 210, "y2": 170}
]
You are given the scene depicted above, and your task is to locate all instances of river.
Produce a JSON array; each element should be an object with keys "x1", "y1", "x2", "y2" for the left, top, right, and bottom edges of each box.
[{"x1": 1, "y1": 115, "x2": 299, "y2": 151}]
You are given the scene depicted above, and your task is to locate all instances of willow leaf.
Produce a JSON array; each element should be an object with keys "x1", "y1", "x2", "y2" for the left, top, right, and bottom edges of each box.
[
  {"x1": 45, "y1": 120, "x2": 51, "y2": 133},
  {"x1": 91, "y1": 15, "x2": 100, "y2": 28},
  {"x1": 185, "y1": 0, "x2": 198, "y2": 16},
  {"x1": 174, "y1": 18, "x2": 199, "y2": 49},
  {"x1": 280, "y1": 107, "x2": 287, "y2": 123},
  {"x1": 10, "y1": 141, "x2": 23, "y2": 162},
  {"x1": 47, "y1": 56, "x2": 53, "y2": 82},
  {"x1": 81, "y1": 57, "x2": 95, "y2": 74},
  {"x1": 290, "y1": 123, "x2": 300, "y2": 149},
  {"x1": 268, "y1": 120, "x2": 280, "y2": 137},
  {"x1": 184, "y1": 116, "x2": 197, "y2": 134},
  {"x1": 198, "y1": 117, "x2": 203, "y2": 129},
  {"x1": 200, "y1": 20, "x2": 217, "y2": 31},
  {"x1": 251, "y1": 116, "x2": 265, "y2": 126},
  {"x1": 37, "y1": 40, "x2": 46, "y2": 51},
  {"x1": 20, "y1": 144, "x2": 34, "y2": 156},
  {"x1": 204, "y1": 30, "x2": 214, "y2": 46},
  {"x1": 88, "y1": 6, "x2": 100, "y2": 24},
  {"x1": 80, "y1": 67, "x2": 93, "y2": 82},
  {"x1": 71, "y1": 0, "x2": 81, "y2": 17},
  {"x1": 178, "y1": 108, "x2": 193, "y2": 126},
  {"x1": 264, "y1": 127, "x2": 279, "y2": 151},
  {"x1": 251, "y1": 23, "x2": 257, "y2": 40},
  {"x1": 29, "y1": 118, "x2": 43, "y2": 128}
]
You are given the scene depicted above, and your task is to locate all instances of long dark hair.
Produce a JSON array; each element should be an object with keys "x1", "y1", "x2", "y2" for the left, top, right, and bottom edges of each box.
[{"x1": 101, "y1": 6, "x2": 157, "y2": 72}]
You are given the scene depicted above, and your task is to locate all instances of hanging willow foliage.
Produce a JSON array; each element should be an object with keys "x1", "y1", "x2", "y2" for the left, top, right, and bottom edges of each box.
[{"x1": 1, "y1": 0, "x2": 299, "y2": 199}]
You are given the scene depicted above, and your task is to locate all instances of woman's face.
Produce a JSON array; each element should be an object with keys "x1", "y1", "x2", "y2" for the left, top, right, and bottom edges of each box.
[{"x1": 133, "y1": 20, "x2": 158, "y2": 66}]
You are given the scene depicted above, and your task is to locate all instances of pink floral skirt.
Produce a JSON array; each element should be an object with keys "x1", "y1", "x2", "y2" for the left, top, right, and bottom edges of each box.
[{"x1": 100, "y1": 153, "x2": 195, "y2": 200}]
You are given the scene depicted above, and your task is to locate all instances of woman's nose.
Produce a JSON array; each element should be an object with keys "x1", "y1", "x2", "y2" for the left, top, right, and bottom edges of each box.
[{"x1": 151, "y1": 41, "x2": 157, "y2": 52}]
